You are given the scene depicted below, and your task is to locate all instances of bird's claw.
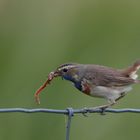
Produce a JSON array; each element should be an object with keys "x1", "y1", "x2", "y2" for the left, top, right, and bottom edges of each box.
[
  {"x1": 82, "y1": 107, "x2": 89, "y2": 117},
  {"x1": 99, "y1": 107, "x2": 107, "y2": 115}
]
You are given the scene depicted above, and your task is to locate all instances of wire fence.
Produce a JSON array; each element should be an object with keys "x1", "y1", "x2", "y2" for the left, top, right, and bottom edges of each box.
[{"x1": 1, "y1": 107, "x2": 140, "y2": 140}]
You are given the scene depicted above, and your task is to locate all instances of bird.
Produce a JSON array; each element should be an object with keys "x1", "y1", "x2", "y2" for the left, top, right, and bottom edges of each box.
[{"x1": 35, "y1": 60, "x2": 140, "y2": 110}]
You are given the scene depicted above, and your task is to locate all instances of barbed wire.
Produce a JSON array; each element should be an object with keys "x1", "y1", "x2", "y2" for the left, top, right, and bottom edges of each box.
[{"x1": 1, "y1": 107, "x2": 140, "y2": 140}]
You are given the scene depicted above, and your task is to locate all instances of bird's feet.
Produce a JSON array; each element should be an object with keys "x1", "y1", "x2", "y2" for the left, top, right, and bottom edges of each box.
[
  {"x1": 82, "y1": 105, "x2": 109, "y2": 116},
  {"x1": 89, "y1": 104, "x2": 110, "y2": 115},
  {"x1": 98, "y1": 106, "x2": 108, "y2": 115}
]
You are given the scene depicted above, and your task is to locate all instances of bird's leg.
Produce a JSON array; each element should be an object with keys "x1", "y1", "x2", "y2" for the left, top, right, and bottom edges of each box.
[
  {"x1": 94, "y1": 92, "x2": 126, "y2": 114},
  {"x1": 95, "y1": 103, "x2": 115, "y2": 110},
  {"x1": 115, "y1": 92, "x2": 125, "y2": 102},
  {"x1": 81, "y1": 93, "x2": 125, "y2": 116},
  {"x1": 89, "y1": 100, "x2": 116, "y2": 115},
  {"x1": 98, "y1": 103, "x2": 115, "y2": 115}
]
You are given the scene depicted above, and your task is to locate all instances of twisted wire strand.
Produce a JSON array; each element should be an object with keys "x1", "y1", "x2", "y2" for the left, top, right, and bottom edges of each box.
[{"x1": 0, "y1": 108, "x2": 140, "y2": 114}]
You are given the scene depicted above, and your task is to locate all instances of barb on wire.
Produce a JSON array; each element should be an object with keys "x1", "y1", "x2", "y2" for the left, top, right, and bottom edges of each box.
[{"x1": 0, "y1": 107, "x2": 140, "y2": 140}]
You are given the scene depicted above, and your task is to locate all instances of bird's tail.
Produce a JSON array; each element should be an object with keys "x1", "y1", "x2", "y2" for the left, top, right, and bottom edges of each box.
[{"x1": 122, "y1": 60, "x2": 140, "y2": 79}]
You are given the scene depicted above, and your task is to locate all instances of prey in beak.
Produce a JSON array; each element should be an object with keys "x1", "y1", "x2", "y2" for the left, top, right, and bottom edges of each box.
[{"x1": 34, "y1": 70, "x2": 60, "y2": 104}]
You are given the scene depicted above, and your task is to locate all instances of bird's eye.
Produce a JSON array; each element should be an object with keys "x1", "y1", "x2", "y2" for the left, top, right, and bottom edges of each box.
[{"x1": 63, "y1": 68, "x2": 68, "y2": 72}]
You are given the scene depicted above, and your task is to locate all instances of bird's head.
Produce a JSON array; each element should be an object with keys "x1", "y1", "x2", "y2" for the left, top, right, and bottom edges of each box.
[
  {"x1": 53, "y1": 63, "x2": 81, "y2": 82},
  {"x1": 34, "y1": 63, "x2": 83, "y2": 104}
]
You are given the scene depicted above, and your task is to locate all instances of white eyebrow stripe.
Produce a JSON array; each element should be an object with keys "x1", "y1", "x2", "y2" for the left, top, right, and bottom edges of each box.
[{"x1": 58, "y1": 65, "x2": 76, "y2": 71}]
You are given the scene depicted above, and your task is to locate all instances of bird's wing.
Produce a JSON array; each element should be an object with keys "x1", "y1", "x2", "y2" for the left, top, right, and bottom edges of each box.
[
  {"x1": 84, "y1": 65, "x2": 135, "y2": 87},
  {"x1": 97, "y1": 74, "x2": 135, "y2": 87}
]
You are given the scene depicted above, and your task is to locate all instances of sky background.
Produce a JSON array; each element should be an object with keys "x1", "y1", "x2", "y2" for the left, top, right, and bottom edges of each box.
[{"x1": 0, "y1": 0, "x2": 140, "y2": 140}]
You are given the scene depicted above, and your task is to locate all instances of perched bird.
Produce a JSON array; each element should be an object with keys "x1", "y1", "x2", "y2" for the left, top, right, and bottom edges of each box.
[{"x1": 35, "y1": 60, "x2": 140, "y2": 110}]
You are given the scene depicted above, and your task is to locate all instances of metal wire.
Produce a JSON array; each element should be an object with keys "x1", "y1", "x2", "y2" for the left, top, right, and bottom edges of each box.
[
  {"x1": 0, "y1": 108, "x2": 140, "y2": 113},
  {"x1": 66, "y1": 108, "x2": 74, "y2": 140},
  {"x1": 0, "y1": 107, "x2": 140, "y2": 140}
]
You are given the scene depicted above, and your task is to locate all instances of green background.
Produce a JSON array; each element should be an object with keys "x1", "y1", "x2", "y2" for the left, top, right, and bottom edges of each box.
[{"x1": 0, "y1": 0, "x2": 140, "y2": 140}]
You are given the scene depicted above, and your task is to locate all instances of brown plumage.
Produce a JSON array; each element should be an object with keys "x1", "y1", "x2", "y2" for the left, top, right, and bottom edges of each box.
[{"x1": 82, "y1": 64, "x2": 136, "y2": 87}]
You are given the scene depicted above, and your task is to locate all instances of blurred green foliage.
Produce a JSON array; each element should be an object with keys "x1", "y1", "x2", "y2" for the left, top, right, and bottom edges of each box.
[{"x1": 0, "y1": 0, "x2": 140, "y2": 140}]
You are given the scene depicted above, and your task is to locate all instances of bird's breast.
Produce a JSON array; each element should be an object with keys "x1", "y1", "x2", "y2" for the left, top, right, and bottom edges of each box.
[
  {"x1": 89, "y1": 85, "x2": 132, "y2": 100},
  {"x1": 81, "y1": 82, "x2": 91, "y2": 95},
  {"x1": 80, "y1": 79, "x2": 93, "y2": 95},
  {"x1": 73, "y1": 79, "x2": 92, "y2": 95}
]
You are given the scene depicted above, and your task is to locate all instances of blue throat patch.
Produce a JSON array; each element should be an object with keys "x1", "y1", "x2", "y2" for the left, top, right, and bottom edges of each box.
[
  {"x1": 63, "y1": 75, "x2": 82, "y2": 91},
  {"x1": 74, "y1": 82, "x2": 82, "y2": 91},
  {"x1": 63, "y1": 75, "x2": 74, "y2": 82}
]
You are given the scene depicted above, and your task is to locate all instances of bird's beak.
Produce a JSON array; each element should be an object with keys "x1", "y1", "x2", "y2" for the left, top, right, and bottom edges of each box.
[{"x1": 53, "y1": 70, "x2": 61, "y2": 77}]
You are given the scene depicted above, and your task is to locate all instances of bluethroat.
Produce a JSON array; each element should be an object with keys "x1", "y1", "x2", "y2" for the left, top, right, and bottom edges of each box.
[{"x1": 35, "y1": 60, "x2": 140, "y2": 110}]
